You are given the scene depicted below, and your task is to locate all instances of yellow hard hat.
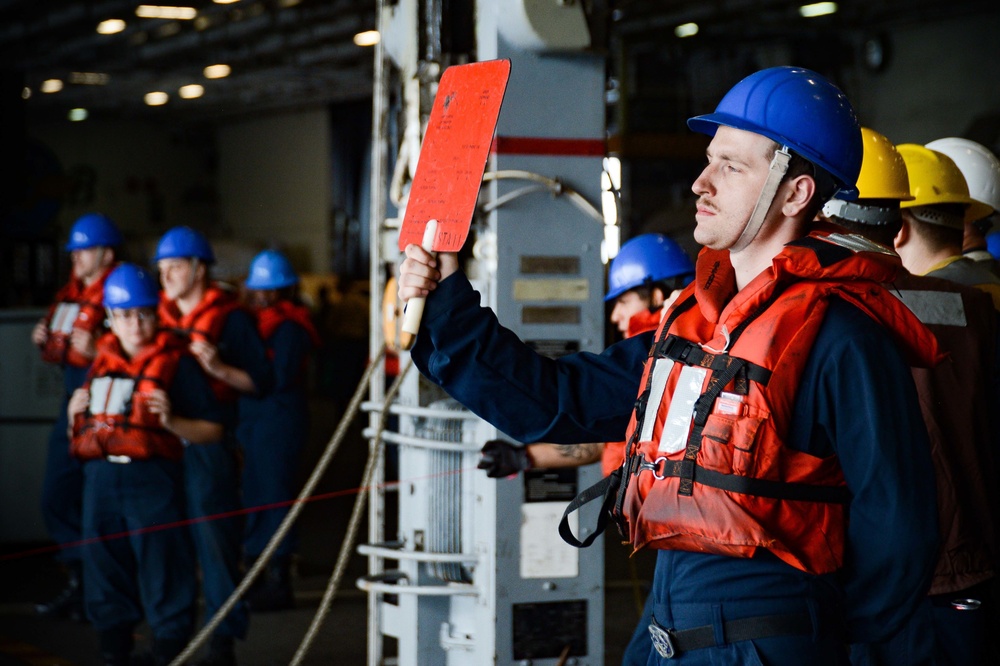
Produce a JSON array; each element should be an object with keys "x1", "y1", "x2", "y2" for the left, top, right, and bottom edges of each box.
[
  {"x1": 898, "y1": 144, "x2": 994, "y2": 223},
  {"x1": 856, "y1": 127, "x2": 913, "y2": 201}
]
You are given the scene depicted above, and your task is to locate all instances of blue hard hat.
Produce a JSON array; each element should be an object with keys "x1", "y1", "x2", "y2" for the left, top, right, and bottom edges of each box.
[
  {"x1": 103, "y1": 263, "x2": 161, "y2": 309},
  {"x1": 245, "y1": 250, "x2": 299, "y2": 290},
  {"x1": 153, "y1": 226, "x2": 215, "y2": 263},
  {"x1": 986, "y1": 231, "x2": 1000, "y2": 261},
  {"x1": 606, "y1": 234, "x2": 695, "y2": 301},
  {"x1": 65, "y1": 213, "x2": 123, "y2": 251},
  {"x1": 687, "y1": 66, "x2": 863, "y2": 200}
]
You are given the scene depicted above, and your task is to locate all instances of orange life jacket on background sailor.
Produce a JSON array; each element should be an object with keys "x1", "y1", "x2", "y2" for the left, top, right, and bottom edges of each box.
[
  {"x1": 158, "y1": 285, "x2": 240, "y2": 402},
  {"x1": 71, "y1": 331, "x2": 186, "y2": 462}
]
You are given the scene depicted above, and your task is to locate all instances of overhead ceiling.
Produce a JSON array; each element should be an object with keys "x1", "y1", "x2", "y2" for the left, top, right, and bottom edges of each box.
[
  {"x1": 4, "y1": 0, "x2": 996, "y2": 126},
  {"x1": 3, "y1": 0, "x2": 378, "y2": 124}
]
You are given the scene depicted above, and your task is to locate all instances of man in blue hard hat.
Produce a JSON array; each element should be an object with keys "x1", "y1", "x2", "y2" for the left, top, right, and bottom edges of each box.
[
  {"x1": 68, "y1": 263, "x2": 225, "y2": 666},
  {"x1": 154, "y1": 227, "x2": 271, "y2": 666},
  {"x1": 400, "y1": 67, "x2": 940, "y2": 663},
  {"x1": 31, "y1": 212, "x2": 121, "y2": 621},
  {"x1": 238, "y1": 250, "x2": 320, "y2": 611}
]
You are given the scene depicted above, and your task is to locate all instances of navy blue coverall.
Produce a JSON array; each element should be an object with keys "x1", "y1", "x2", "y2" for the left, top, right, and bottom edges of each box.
[
  {"x1": 237, "y1": 317, "x2": 314, "y2": 559},
  {"x1": 82, "y1": 355, "x2": 223, "y2": 647},
  {"x1": 184, "y1": 310, "x2": 270, "y2": 641}
]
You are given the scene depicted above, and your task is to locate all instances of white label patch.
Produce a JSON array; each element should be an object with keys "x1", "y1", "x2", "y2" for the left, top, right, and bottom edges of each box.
[
  {"x1": 51, "y1": 303, "x2": 81, "y2": 334},
  {"x1": 658, "y1": 366, "x2": 707, "y2": 454},
  {"x1": 520, "y1": 501, "x2": 579, "y2": 579},
  {"x1": 88, "y1": 377, "x2": 136, "y2": 415}
]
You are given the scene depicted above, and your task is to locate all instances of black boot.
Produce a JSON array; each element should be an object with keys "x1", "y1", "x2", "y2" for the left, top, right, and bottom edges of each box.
[
  {"x1": 192, "y1": 635, "x2": 237, "y2": 666},
  {"x1": 246, "y1": 556, "x2": 294, "y2": 612},
  {"x1": 130, "y1": 635, "x2": 190, "y2": 666},
  {"x1": 99, "y1": 624, "x2": 134, "y2": 666},
  {"x1": 36, "y1": 560, "x2": 86, "y2": 621}
]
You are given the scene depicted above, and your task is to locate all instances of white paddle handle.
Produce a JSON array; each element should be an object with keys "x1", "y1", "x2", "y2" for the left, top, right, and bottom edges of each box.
[{"x1": 399, "y1": 220, "x2": 438, "y2": 351}]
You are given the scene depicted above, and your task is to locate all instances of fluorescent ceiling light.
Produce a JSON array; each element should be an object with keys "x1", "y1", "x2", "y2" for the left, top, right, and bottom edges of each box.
[
  {"x1": 353, "y1": 30, "x2": 380, "y2": 47},
  {"x1": 69, "y1": 108, "x2": 89, "y2": 122},
  {"x1": 179, "y1": 84, "x2": 205, "y2": 99},
  {"x1": 41, "y1": 79, "x2": 64, "y2": 93},
  {"x1": 97, "y1": 19, "x2": 126, "y2": 34},
  {"x1": 799, "y1": 2, "x2": 837, "y2": 17},
  {"x1": 213, "y1": 0, "x2": 240, "y2": 3},
  {"x1": 135, "y1": 5, "x2": 197, "y2": 20},
  {"x1": 674, "y1": 22, "x2": 699, "y2": 38},
  {"x1": 203, "y1": 63, "x2": 231, "y2": 79},
  {"x1": 144, "y1": 91, "x2": 169, "y2": 106}
]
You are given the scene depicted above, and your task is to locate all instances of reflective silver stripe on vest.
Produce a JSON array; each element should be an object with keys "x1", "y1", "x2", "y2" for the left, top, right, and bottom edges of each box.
[
  {"x1": 640, "y1": 359, "x2": 674, "y2": 442},
  {"x1": 658, "y1": 365, "x2": 707, "y2": 455},
  {"x1": 894, "y1": 290, "x2": 967, "y2": 327}
]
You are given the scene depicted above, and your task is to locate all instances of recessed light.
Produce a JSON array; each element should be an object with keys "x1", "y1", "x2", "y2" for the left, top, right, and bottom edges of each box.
[
  {"x1": 179, "y1": 84, "x2": 205, "y2": 99},
  {"x1": 69, "y1": 108, "x2": 89, "y2": 122},
  {"x1": 41, "y1": 79, "x2": 64, "y2": 93},
  {"x1": 203, "y1": 64, "x2": 231, "y2": 79},
  {"x1": 135, "y1": 5, "x2": 197, "y2": 20},
  {"x1": 674, "y1": 22, "x2": 698, "y2": 38},
  {"x1": 97, "y1": 19, "x2": 126, "y2": 34},
  {"x1": 799, "y1": 2, "x2": 838, "y2": 18},
  {"x1": 353, "y1": 30, "x2": 380, "y2": 47},
  {"x1": 144, "y1": 91, "x2": 169, "y2": 106}
]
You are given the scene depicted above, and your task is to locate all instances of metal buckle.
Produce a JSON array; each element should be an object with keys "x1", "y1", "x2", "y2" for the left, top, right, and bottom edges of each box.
[
  {"x1": 106, "y1": 455, "x2": 132, "y2": 464},
  {"x1": 637, "y1": 456, "x2": 668, "y2": 480},
  {"x1": 648, "y1": 621, "x2": 676, "y2": 659}
]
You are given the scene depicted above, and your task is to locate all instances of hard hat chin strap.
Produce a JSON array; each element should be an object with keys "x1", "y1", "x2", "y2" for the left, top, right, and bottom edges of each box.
[{"x1": 729, "y1": 146, "x2": 791, "y2": 253}]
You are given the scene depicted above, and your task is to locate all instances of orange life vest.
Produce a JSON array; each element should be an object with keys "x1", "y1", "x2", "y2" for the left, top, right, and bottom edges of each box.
[
  {"x1": 159, "y1": 286, "x2": 240, "y2": 402},
  {"x1": 616, "y1": 227, "x2": 941, "y2": 575},
  {"x1": 40, "y1": 266, "x2": 115, "y2": 368},
  {"x1": 71, "y1": 331, "x2": 186, "y2": 462},
  {"x1": 601, "y1": 307, "x2": 665, "y2": 477},
  {"x1": 255, "y1": 300, "x2": 321, "y2": 351}
]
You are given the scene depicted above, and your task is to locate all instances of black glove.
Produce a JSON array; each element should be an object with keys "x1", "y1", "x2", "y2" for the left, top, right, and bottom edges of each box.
[{"x1": 478, "y1": 439, "x2": 530, "y2": 478}]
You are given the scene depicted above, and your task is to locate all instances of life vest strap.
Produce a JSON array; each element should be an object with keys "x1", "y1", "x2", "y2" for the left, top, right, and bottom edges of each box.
[
  {"x1": 639, "y1": 457, "x2": 851, "y2": 504},
  {"x1": 558, "y1": 468, "x2": 622, "y2": 548},
  {"x1": 656, "y1": 336, "x2": 772, "y2": 388}
]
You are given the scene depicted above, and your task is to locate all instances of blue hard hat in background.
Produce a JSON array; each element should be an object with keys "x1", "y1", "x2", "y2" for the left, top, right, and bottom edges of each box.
[
  {"x1": 153, "y1": 226, "x2": 216, "y2": 263},
  {"x1": 606, "y1": 233, "x2": 695, "y2": 301},
  {"x1": 687, "y1": 66, "x2": 863, "y2": 200},
  {"x1": 245, "y1": 249, "x2": 299, "y2": 290},
  {"x1": 103, "y1": 263, "x2": 161, "y2": 310},
  {"x1": 65, "y1": 213, "x2": 123, "y2": 251},
  {"x1": 986, "y1": 231, "x2": 1000, "y2": 261}
]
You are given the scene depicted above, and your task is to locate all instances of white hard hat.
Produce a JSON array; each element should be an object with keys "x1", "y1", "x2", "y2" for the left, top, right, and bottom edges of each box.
[{"x1": 925, "y1": 137, "x2": 1000, "y2": 215}]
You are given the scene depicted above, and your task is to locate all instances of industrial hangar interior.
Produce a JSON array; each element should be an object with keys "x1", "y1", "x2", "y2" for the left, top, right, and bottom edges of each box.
[{"x1": 1, "y1": 0, "x2": 999, "y2": 665}]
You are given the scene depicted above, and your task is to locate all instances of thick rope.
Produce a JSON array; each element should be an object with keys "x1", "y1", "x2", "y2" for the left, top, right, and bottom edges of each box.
[
  {"x1": 168, "y1": 347, "x2": 387, "y2": 666},
  {"x1": 290, "y1": 358, "x2": 412, "y2": 665}
]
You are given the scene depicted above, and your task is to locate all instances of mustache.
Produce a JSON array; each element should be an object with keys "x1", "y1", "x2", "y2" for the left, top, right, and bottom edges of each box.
[{"x1": 696, "y1": 198, "x2": 718, "y2": 212}]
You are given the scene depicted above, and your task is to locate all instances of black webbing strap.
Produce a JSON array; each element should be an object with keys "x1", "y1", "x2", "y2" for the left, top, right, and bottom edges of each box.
[
  {"x1": 657, "y1": 336, "x2": 772, "y2": 388},
  {"x1": 646, "y1": 459, "x2": 851, "y2": 504},
  {"x1": 653, "y1": 611, "x2": 814, "y2": 656},
  {"x1": 677, "y1": 356, "x2": 746, "y2": 496},
  {"x1": 559, "y1": 468, "x2": 622, "y2": 548}
]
